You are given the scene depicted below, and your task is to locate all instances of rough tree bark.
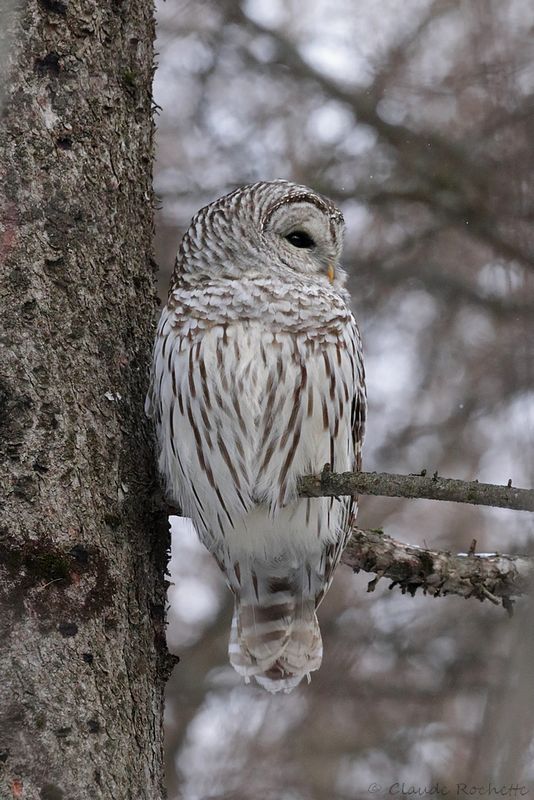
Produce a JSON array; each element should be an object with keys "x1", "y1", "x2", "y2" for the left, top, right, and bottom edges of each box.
[{"x1": 0, "y1": 3, "x2": 170, "y2": 799}]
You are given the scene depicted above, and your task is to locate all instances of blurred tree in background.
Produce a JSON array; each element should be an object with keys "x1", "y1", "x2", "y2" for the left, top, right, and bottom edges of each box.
[{"x1": 153, "y1": 1, "x2": 534, "y2": 797}]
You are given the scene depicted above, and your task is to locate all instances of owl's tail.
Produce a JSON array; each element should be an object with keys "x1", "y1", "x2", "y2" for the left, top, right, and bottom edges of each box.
[{"x1": 228, "y1": 570, "x2": 322, "y2": 693}]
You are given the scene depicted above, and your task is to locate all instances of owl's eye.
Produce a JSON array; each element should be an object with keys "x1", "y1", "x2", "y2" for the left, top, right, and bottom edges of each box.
[{"x1": 285, "y1": 230, "x2": 315, "y2": 249}]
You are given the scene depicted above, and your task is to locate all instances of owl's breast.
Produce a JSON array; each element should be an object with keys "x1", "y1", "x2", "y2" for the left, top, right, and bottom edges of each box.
[
  {"x1": 201, "y1": 320, "x2": 269, "y2": 431},
  {"x1": 149, "y1": 287, "x2": 363, "y2": 559}
]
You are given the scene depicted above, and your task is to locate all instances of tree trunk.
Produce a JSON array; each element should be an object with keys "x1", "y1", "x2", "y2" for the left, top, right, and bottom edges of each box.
[{"x1": 0, "y1": 3, "x2": 169, "y2": 799}]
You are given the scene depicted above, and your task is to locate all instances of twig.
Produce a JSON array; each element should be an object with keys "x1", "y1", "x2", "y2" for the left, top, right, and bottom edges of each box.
[
  {"x1": 164, "y1": 487, "x2": 533, "y2": 608},
  {"x1": 165, "y1": 468, "x2": 534, "y2": 608},
  {"x1": 237, "y1": 6, "x2": 534, "y2": 270},
  {"x1": 298, "y1": 470, "x2": 534, "y2": 512}
]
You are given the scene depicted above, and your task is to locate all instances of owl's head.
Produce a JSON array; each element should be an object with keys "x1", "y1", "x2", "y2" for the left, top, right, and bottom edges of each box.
[{"x1": 175, "y1": 180, "x2": 346, "y2": 288}]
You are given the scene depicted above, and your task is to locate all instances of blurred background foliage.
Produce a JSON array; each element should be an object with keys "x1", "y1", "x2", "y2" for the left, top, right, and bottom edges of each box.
[{"x1": 152, "y1": 1, "x2": 534, "y2": 797}]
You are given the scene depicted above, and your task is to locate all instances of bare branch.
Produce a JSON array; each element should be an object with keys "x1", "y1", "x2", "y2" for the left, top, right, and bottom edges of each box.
[
  {"x1": 165, "y1": 470, "x2": 534, "y2": 610},
  {"x1": 299, "y1": 470, "x2": 534, "y2": 512},
  {"x1": 342, "y1": 527, "x2": 533, "y2": 608},
  {"x1": 236, "y1": 5, "x2": 485, "y2": 189},
  {"x1": 237, "y1": 5, "x2": 534, "y2": 270}
]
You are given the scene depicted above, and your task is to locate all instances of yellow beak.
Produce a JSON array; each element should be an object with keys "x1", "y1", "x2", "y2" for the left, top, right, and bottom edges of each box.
[{"x1": 327, "y1": 263, "x2": 335, "y2": 284}]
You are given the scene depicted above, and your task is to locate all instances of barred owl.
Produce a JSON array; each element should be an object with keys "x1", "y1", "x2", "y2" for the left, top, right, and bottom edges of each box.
[{"x1": 146, "y1": 180, "x2": 366, "y2": 693}]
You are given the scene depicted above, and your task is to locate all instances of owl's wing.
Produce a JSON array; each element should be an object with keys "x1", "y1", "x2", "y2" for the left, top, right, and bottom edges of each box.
[
  {"x1": 314, "y1": 314, "x2": 366, "y2": 601},
  {"x1": 146, "y1": 305, "x2": 263, "y2": 555},
  {"x1": 349, "y1": 319, "x2": 366, "y2": 475},
  {"x1": 145, "y1": 307, "x2": 212, "y2": 528}
]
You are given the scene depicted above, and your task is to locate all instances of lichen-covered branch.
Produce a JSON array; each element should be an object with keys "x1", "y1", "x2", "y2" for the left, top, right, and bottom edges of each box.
[
  {"x1": 299, "y1": 470, "x2": 534, "y2": 512},
  {"x1": 166, "y1": 468, "x2": 534, "y2": 613},
  {"x1": 342, "y1": 528, "x2": 533, "y2": 612}
]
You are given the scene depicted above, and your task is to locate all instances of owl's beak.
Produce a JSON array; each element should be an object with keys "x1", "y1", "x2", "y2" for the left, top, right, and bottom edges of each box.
[{"x1": 327, "y1": 263, "x2": 335, "y2": 284}]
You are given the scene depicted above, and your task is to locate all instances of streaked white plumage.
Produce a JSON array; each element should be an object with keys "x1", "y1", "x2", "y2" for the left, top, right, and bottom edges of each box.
[{"x1": 147, "y1": 180, "x2": 366, "y2": 692}]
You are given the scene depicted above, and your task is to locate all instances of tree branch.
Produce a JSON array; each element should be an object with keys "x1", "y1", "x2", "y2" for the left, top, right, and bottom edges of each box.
[
  {"x1": 166, "y1": 470, "x2": 534, "y2": 610},
  {"x1": 298, "y1": 470, "x2": 534, "y2": 512},
  {"x1": 237, "y1": 4, "x2": 534, "y2": 270},
  {"x1": 342, "y1": 527, "x2": 533, "y2": 610}
]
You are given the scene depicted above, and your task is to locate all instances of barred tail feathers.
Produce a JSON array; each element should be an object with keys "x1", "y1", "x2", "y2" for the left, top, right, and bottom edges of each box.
[{"x1": 228, "y1": 569, "x2": 323, "y2": 693}]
